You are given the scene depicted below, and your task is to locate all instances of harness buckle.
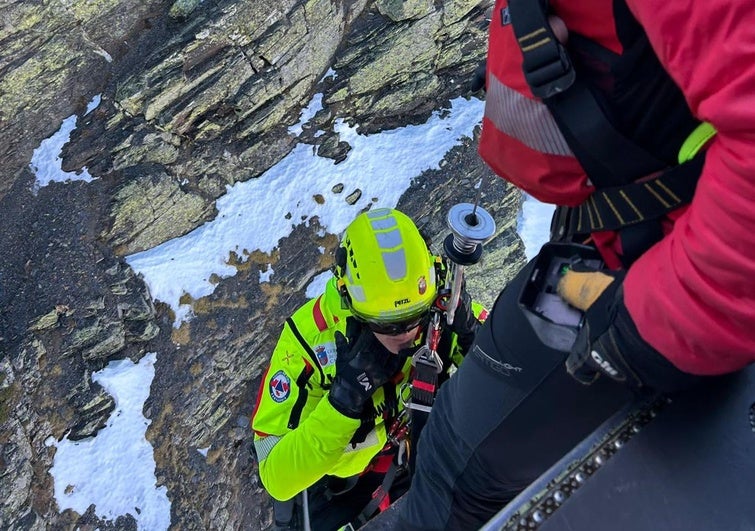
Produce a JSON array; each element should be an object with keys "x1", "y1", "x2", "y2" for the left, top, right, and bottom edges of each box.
[
  {"x1": 523, "y1": 42, "x2": 575, "y2": 99},
  {"x1": 411, "y1": 344, "x2": 443, "y2": 373}
]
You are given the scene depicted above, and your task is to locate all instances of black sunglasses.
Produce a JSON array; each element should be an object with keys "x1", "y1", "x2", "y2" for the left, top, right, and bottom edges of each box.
[{"x1": 364, "y1": 312, "x2": 430, "y2": 336}]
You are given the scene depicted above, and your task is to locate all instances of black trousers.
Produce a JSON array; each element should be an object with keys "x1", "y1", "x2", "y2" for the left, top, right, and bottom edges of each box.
[{"x1": 397, "y1": 261, "x2": 636, "y2": 530}]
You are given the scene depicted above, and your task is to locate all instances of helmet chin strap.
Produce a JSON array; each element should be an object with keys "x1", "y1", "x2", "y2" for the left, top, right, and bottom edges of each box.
[{"x1": 333, "y1": 245, "x2": 354, "y2": 311}]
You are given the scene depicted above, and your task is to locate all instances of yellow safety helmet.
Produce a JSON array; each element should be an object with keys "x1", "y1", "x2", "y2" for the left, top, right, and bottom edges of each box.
[{"x1": 334, "y1": 208, "x2": 437, "y2": 326}]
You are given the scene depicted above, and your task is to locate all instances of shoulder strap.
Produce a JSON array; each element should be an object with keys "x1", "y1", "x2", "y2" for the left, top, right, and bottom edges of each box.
[
  {"x1": 507, "y1": 0, "x2": 666, "y2": 187},
  {"x1": 566, "y1": 152, "x2": 705, "y2": 235}
]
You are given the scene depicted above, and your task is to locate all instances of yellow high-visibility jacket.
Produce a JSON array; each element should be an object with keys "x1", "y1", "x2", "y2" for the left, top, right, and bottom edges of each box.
[{"x1": 251, "y1": 277, "x2": 482, "y2": 501}]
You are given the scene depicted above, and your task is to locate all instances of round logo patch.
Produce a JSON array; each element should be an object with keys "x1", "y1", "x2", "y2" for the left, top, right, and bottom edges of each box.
[
  {"x1": 418, "y1": 276, "x2": 427, "y2": 295},
  {"x1": 269, "y1": 370, "x2": 291, "y2": 403}
]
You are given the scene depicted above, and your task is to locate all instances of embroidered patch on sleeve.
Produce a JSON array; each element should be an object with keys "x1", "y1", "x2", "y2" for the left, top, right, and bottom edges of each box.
[{"x1": 269, "y1": 370, "x2": 291, "y2": 402}]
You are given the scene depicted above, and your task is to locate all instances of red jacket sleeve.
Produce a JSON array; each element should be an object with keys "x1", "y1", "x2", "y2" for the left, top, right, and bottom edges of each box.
[{"x1": 623, "y1": 0, "x2": 755, "y2": 373}]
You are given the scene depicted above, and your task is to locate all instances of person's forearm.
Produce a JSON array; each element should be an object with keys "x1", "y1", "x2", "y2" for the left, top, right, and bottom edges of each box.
[
  {"x1": 624, "y1": 0, "x2": 755, "y2": 371},
  {"x1": 257, "y1": 398, "x2": 359, "y2": 501}
]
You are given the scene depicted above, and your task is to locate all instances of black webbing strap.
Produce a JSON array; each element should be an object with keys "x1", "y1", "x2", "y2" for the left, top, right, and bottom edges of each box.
[
  {"x1": 565, "y1": 151, "x2": 705, "y2": 235},
  {"x1": 285, "y1": 316, "x2": 325, "y2": 430},
  {"x1": 507, "y1": 0, "x2": 574, "y2": 99},
  {"x1": 287, "y1": 364, "x2": 315, "y2": 429},
  {"x1": 286, "y1": 316, "x2": 326, "y2": 386},
  {"x1": 356, "y1": 461, "x2": 399, "y2": 526},
  {"x1": 508, "y1": 0, "x2": 667, "y2": 187},
  {"x1": 408, "y1": 406, "x2": 429, "y2": 475},
  {"x1": 548, "y1": 80, "x2": 667, "y2": 186}
]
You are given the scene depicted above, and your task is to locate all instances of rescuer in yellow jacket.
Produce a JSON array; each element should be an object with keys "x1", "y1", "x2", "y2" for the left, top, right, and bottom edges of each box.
[{"x1": 251, "y1": 208, "x2": 485, "y2": 530}]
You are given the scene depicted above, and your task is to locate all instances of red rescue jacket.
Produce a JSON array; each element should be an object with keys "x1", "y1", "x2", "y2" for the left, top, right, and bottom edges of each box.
[{"x1": 479, "y1": 0, "x2": 755, "y2": 374}]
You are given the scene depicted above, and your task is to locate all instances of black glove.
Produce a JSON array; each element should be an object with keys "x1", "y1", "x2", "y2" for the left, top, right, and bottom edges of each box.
[
  {"x1": 560, "y1": 267, "x2": 638, "y2": 386},
  {"x1": 328, "y1": 318, "x2": 397, "y2": 418},
  {"x1": 560, "y1": 266, "x2": 698, "y2": 392},
  {"x1": 450, "y1": 285, "x2": 480, "y2": 356}
]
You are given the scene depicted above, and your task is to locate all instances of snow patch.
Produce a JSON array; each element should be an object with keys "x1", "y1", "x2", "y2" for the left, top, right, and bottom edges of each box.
[
  {"x1": 289, "y1": 93, "x2": 324, "y2": 136},
  {"x1": 259, "y1": 264, "x2": 274, "y2": 283},
  {"x1": 306, "y1": 271, "x2": 333, "y2": 299},
  {"x1": 127, "y1": 97, "x2": 484, "y2": 326},
  {"x1": 517, "y1": 193, "x2": 556, "y2": 260},
  {"x1": 49, "y1": 353, "x2": 171, "y2": 530},
  {"x1": 30, "y1": 95, "x2": 102, "y2": 193}
]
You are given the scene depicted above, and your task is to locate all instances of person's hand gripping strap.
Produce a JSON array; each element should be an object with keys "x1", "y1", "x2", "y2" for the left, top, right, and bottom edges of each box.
[
  {"x1": 328, "y1": 317, "x2": 397, "y2": 419},
  {"x1": 557, "y1": 264, "x2": 652, "y2": 388}
]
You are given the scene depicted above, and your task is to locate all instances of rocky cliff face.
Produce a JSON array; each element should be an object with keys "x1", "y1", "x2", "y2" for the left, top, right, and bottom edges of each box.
[{"x1": 0, "y1": 1, "x2": 526, "y2": 529}]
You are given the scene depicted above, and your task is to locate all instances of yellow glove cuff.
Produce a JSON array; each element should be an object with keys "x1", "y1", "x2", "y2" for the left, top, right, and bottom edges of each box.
[{"x1": 557, "y1": 270, "x2": 615, "y2": 311}]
